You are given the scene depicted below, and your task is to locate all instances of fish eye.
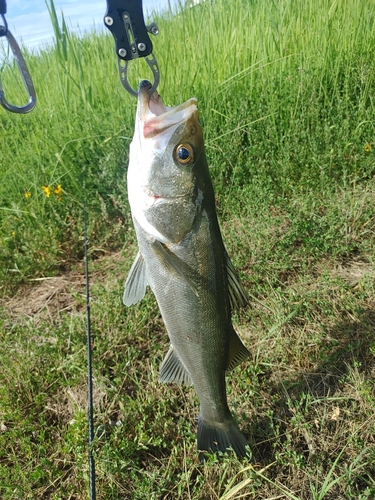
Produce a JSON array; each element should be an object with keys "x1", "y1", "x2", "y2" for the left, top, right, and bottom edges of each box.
[{"x1": 175, "y1": 143, "x2": 194, "y2": 165}]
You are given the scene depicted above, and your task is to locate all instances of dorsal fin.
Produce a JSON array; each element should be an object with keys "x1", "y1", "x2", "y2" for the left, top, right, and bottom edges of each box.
[
  {"x1": 225, "y1": 251, "x2": 248, "y2": 311},
  {"x1": 227, "y1": 327, "x2": 250, "y2": 372}
]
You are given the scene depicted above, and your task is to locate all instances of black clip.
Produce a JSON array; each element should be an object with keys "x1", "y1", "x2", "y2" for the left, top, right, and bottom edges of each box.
[{"x1": 104, "y1": 0, "x2": 159, "y2": 97}]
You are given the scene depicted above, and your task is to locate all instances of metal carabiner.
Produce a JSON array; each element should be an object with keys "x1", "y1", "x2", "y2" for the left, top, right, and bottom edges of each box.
[{"x1": 0, "y1": 14, "x2": 36, "y2": 113}]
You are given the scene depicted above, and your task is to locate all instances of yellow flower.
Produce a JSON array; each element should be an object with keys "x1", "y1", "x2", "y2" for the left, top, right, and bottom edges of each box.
[
  {"x1": 24, "y1": 191, "x2": 31, "y2": 198},
  {"x1": 364, "y1": 143, "x2": 371, "y2": 153},
  {"x1": 42, "y1": 185, "x2": 51, "y2": 197},
  {"x1": 54, "y1": 184, "x2": 62, "y2": 195}
]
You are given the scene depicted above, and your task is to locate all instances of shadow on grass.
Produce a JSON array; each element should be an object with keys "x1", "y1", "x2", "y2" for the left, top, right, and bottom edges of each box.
[{"x1": 251, "y1": 308, "x2": 375, "y2": 468}]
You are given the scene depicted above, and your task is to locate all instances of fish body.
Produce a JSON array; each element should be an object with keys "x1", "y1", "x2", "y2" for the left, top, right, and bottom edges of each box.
[{"x1": 124, "y1": 80, "x2": 249, "y2": 459}]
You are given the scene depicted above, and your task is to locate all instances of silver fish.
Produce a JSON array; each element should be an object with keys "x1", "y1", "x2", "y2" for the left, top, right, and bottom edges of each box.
[{"x1": 124, "y1": 80, "x2": 250, "y2": 460}]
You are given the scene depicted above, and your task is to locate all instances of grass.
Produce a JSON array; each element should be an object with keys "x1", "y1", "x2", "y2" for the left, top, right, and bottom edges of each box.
[{"x1": 0, "y1": 0, "x2": 375, "y2": 498}]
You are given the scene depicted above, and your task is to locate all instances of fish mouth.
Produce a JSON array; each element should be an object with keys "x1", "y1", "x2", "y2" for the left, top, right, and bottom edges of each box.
[{"x1": 138, "y1": 80, "x2": 198, "y2": 139}]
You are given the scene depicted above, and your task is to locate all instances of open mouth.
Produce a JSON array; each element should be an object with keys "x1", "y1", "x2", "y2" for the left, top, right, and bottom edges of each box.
[{"x1": 138, "y1": 80, "x2": 198, "y2": 139}]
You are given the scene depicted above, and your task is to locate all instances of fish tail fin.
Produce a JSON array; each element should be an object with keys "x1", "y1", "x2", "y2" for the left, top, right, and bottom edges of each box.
[{"x1": 197, "y1": 416, "x2": 249, "y2": 463}]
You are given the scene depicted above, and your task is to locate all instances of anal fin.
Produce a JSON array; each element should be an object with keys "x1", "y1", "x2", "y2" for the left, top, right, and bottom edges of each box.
[{"x1": 159, "y1": 346, "x2": 193, "y2": 386}]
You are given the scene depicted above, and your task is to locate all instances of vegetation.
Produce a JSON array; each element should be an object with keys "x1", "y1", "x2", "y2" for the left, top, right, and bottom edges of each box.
[{"x1": 0, "y1": 0, "x2": 374, "y2": 498}]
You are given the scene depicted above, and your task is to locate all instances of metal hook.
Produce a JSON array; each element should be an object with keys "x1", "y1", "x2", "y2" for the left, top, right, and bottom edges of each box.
[
  {"x1": 118, "y1": 52, "x2": 160, "y2": 97},
  {"x1": 0, "y1": 15, "x2": 36, "y2": 114}
]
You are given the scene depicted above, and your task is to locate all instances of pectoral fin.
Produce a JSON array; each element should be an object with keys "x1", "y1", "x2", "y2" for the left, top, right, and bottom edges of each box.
[
  {"x1": 151, "y1": 239, "x2": 199, "y2": 297},
  {"x1": 225, "y1": 251, "x2": 248, "y2": 311},
  {"x1": 227, "y1": 327, "x2": 250, "y2": 372},
  {"x1": 123, "y1": 251, "x2": 148, "y2": 306},
  {"x1": 159, "y1": 346, "x2": 193, "y2": 386}
]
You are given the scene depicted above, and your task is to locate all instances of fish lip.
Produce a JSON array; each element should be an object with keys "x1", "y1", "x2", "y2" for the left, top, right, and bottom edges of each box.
[
  {"x1": 138, "y1": 80, "x2": 159, "y2": 122},
  {"x1": 145, "y1": 187, "x2": 188, "y2": 204},
  {"x1": 138, "y1": 80, "x2": 198, "y2": 139}
]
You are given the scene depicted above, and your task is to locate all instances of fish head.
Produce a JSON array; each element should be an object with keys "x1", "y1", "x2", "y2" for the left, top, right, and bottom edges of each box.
[{"x1": 128, "y1": 80, "x2": 212, "y2": 244}]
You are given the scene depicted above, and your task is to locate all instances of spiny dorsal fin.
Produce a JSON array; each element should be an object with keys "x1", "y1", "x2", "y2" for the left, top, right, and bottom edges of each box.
[
  {"x1": 227, "y1": 327, "x2": 250, "y2": 372},
  {"x1": 123, "y1": 251, "x2": 148, "y2": 306},
  {"x1": 159, "y1": 345, "x2": 193, "y2": 386},
  {"x1": 225, "y1": 251, "x2": 248, "y2": 311}
]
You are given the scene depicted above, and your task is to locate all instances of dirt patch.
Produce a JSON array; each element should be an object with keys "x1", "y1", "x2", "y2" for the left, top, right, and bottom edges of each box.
[
  {"x1": 312, "y1": 257, "x2": 375, "y2": 286},
  {"x1": 2, "y1": 252, "x2": 127, "y2": 323},
  {"x1": 330, "y1": 258, "x2": 375, "y2": 285},
  {"x1": 45, "y1": 381, "x2": 108, "y2": 426},
  {"x1": 3, "y1": 272, "x2": 87, "y2": 321}
]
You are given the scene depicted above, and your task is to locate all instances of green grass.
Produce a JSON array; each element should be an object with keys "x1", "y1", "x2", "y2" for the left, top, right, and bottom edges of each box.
[{"x1": 0, "y1": 0, "x2": 375, "y2": 498}]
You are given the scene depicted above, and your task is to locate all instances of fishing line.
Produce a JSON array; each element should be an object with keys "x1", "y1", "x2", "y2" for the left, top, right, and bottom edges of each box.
[{"x1": 83, "y1": 177, "x2": 96, "y2": 500}]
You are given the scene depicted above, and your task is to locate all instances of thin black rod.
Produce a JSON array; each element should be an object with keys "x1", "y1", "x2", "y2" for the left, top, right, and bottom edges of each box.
[{"x1": 84, "y1": 186, "x2": 96, "y2": 500}]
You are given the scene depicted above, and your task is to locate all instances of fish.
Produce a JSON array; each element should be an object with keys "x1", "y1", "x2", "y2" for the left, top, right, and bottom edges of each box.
[{"x1": 123, "y1": 79, "x2": 250, "y2": 461}]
